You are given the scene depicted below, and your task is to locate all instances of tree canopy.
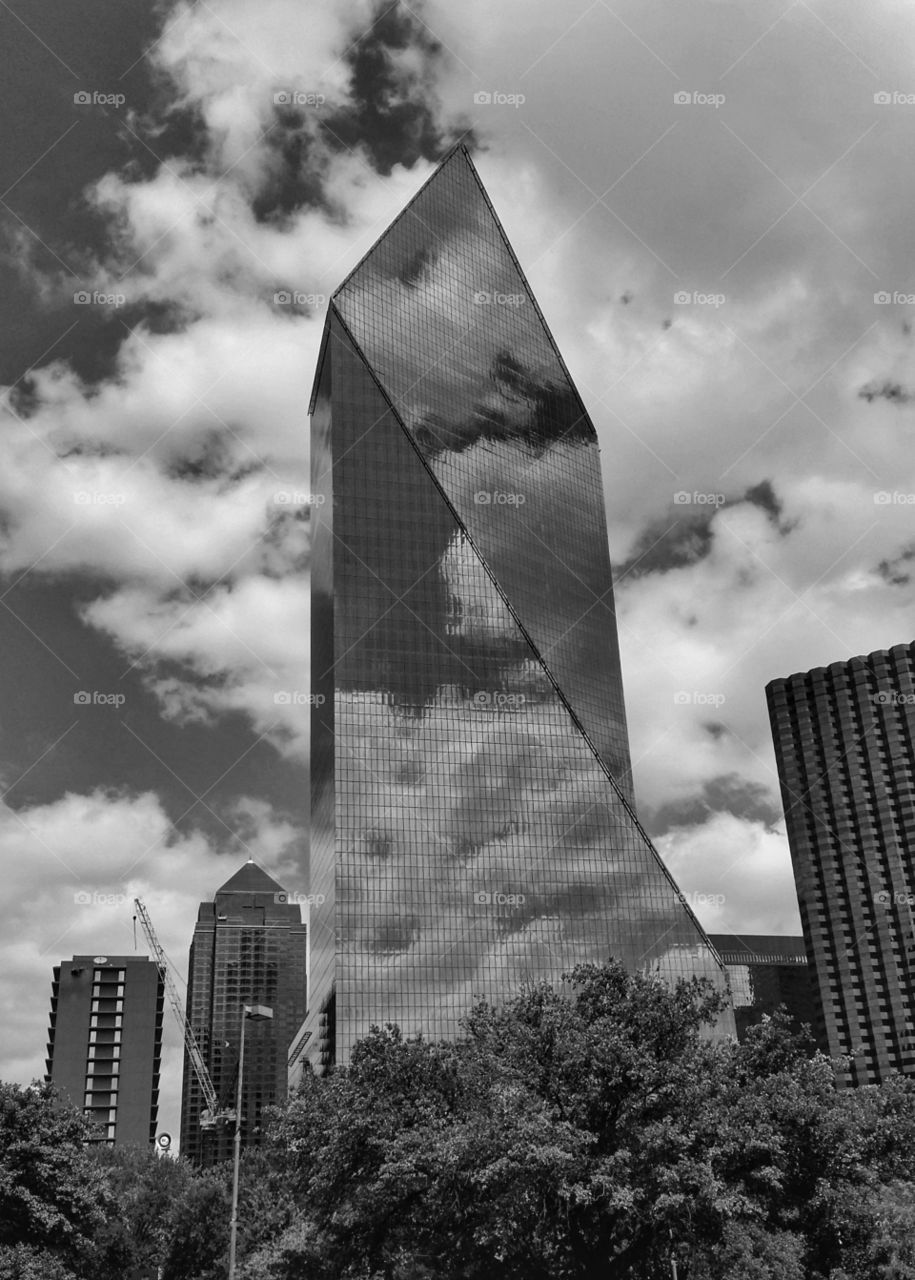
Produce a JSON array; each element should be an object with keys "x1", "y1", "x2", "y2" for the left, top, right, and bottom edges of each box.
[
  {"x1": 4, "y1": 961, "x2": 915, "y2": 1279},
  {"x1": 0, "y1": 1080, "x2": 114, "y2": 1278},
  {"x1": 246, "y1": 961, "x2": 915, "y2": 1280}
]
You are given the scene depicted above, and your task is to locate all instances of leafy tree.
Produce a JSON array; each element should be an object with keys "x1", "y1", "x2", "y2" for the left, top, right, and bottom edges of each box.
[
  {"x1": 252, "y1": 963, "x2": 732, "y2": 1277},
  {"x1": 0, "y1": 1081, "x2": 114, "y2": 1275},
  {"x1": 7, "y1": 963, "x2": 915, "y2": 1279},
  {"x1": 87, "y1": 1144, "x2": 195, "y2": 1279},
  {"x1": 161, "y1": 1147, "x2": 295, "y2": 1280},
  {"x1": 0, "y1": 1242, "x2": 81, "y2": 1279},
  {"x1": 688, "y1": 1221, "x2": 806, "y2": 1280},
  {"x1": 161, "y1": 1160, "x2": 231, "y2": 1280},
  {"x1": 245, "y1": 962, "x2": 915, "y2": 1280}
]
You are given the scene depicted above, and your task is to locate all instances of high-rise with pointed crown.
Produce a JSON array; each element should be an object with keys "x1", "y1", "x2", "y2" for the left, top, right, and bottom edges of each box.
[
  {"x1": 179, "y1": 859, "x2": 307, "y2": 1164},
  {"x1": 291, "y1": 145, "x2": 733, "y2": 1078}
]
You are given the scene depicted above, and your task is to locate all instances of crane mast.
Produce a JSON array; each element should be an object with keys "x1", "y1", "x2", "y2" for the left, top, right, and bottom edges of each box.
[{"x1": 133, "y1": 898, "x2": 234, "y2": 1127}]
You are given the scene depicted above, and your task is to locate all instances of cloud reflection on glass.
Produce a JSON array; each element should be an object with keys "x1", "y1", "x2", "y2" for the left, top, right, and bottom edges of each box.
[{"x1": 293, "y1": 147, "x2": 733, "y2": 1076}]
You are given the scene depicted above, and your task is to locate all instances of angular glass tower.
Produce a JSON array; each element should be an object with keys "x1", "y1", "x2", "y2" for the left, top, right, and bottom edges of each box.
[{"x1": 290, "y1": 146, "x2": 732, "y2": 1078}]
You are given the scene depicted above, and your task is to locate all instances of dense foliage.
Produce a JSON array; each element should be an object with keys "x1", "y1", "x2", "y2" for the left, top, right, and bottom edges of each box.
[
  {"x1": 247, "y1": 964, "x2": 915, "y2": 1279},
  {"x1": 0, "y1": 1080, "x2": 115, "y2": 1279},
  {"x1": 3, "y1": 962, "x2": 915, "y2": 1278}
]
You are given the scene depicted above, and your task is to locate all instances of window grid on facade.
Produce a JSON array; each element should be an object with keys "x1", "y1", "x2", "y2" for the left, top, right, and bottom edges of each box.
[
  {"x1": 45, "y1": 957, "x2": 163, "y2": 1147},
  {"x1": 292, "y1": 144, "x2": 735, "y2": 1077},
  {"x1": 179, "y1": 863, "x2": 308, "y2": 1167},
  {"x1": 768, "y1": 642, "x2": 915, "y2": 1084}
]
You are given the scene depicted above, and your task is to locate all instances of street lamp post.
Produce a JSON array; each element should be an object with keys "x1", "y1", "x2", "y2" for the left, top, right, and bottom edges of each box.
[{"x1": 228, "y1": 1003, "x2": 273, "y2": 1280}]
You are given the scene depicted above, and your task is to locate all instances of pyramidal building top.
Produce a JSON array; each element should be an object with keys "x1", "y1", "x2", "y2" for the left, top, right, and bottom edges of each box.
[
  {"x1": 215, "y1": 857, "x2": 285, "y2": 897},
  {"x1": 310, "y1": 145, "x2": 580, "y2": 422}
]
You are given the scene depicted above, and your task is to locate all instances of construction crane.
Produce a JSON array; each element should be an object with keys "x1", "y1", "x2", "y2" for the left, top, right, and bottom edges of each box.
[{"x1": 133, "y1": 898, "x2": 235, "y2": 1128}]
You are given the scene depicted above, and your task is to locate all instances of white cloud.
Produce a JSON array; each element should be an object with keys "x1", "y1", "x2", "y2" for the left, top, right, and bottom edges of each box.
[
  {"x1": 658, "y1": 812, "x2": 802, "y2": 935},
  {"x1": 5, "y1": 0, "x2": 915, "y2": 1101},
  {"x1": 83, "y1": 575, "x2": 310, "y2": 758},
  {"x1": 2, "y1": 1, "x2": 460, "y2": 753}
]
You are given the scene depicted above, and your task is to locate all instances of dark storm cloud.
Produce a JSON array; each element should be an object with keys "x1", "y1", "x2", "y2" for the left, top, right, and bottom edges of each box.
[
  {"x1": 876, "y1": 544, "x2": 915, "y2": 588},
  {"x1": 617, "y1": 512, "x2": 715, "y2": 580},
  {"x1": 325, "y1": 0, "x2": 476, "y2": 173},
  {"x1": 164, "y1": 430, "x2": 253, "y2": 483},
  {"x1": 251, "y1": 120, "x2": 325, "y2": 222},
  {"x1": 0, "y1": 0, "x2": 204, "y2": 388},
  {"x1": 648, "y1": 773, "x2": 783, "y2": 838},
  {"x1": 617, "y1": 481, "x2": 794, "y2": 581},
  {"x1": 743, "y1": 480, "x2": 779, "y2": 525},
  {"x1": 257, "y1": 0, "x2": 477, "y2": 220},
  {"x1": 859, "y1": 380, "x2": 915, "y2": 406}
]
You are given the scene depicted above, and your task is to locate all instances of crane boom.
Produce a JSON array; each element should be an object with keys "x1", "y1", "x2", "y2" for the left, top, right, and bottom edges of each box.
[{"x1": 133, "y1": 898, "x2": 228, "y2": 1125}]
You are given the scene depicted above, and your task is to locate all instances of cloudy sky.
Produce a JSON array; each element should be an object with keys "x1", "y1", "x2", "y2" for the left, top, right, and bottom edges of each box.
[{"x1": 1, "y1": 0, "x2": 914, "y2": 1141}]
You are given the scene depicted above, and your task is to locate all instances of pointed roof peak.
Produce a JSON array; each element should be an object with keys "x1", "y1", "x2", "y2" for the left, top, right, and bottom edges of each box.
[
  {"x1": 308, "y1": 143, "x2": 481, "y2": 415},
  {"x1": 331, "y1": 142, "x2": 478, "y2": 304},
  {"x1": 215, "y1": 859, "x2": 285, "y2": 896}
]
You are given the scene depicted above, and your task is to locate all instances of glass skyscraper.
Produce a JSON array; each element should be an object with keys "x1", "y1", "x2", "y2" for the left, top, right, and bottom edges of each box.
[
  {"x1": 290, "y1": 145, "x2": 733, "y2": 1078},
  {"x1": 180, "y1": 860, "x2": 307, "y2": 1164},
  {"x1": 767, "y1": 642, "x2": 915, "y2": 1084}
]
